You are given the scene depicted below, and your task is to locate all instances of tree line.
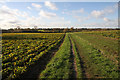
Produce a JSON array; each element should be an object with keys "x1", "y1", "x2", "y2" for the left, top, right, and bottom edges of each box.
[{"x1": 2, "y1": 27, "x2": 120, "y2": 33}]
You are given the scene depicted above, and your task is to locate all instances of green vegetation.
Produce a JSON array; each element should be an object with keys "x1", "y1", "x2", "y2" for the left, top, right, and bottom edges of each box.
[
  {"x1": 39, "y1": 34, "x2": 71, "y2": 79},
  {"x1": 81, "y1": 30, "x2": 119, "y2": 39},
  {"x1": 69, "y1": 35, "x2": 82, "y2": 78},
  {"x1": 74, "y1": 32, "x2": 119, "y2": 63},
  {"x1": 70, "y1": 33, "x2": 118, "y2": 78},
  {"x1": 2, "y1": 33, "x2": 65, "y2": 79},
  {"x1": 2, "y1": 30, "x2": 119, "y2": 79},
  {"x1": 39, "y1": 34, "x2": 84, "y2": 79}
]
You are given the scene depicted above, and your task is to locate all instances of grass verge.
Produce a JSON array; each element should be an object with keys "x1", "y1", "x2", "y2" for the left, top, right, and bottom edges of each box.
[{"x1": 39, "y1": 33, "x2": 71, "y2": 79}]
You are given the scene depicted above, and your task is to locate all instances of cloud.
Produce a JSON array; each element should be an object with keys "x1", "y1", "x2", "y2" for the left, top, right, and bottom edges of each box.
[
  {"x1": 45, "y1": 1, "x2": 58, "y2": 10},
  {"x1": 74, "y1": 16, "x2": 90, "y2": 22},
  {"x1": 0, "y1": 5, "x2": 29, "y2": 29},
  {"x1": 0, "y1": 5, "x2": 17, "y2": 15},
  {"x1": 32, "y1": 3, "x2": 42, "y2": 9},
  {"x1": 0, "y1": 5, "x2": 71, "y2": 29},
  {"x1": 0, "y1": 3, "x2": 118, "y2": 29},
  {"x1": 62, "y1": 11, "x2": 65, "y2": 14},
  {"x1": 0, "y1": 5, "x2": 28, "y2": 18},
  {"x1": 49, "y1": 20, "x2": 71, "y2": 28},
  {"x1": 0, "y1": 5, "x2": 18, "y2": 23},
  {"x1": 38, "y1": 10, "x2": 68, "y2": 26},
  {"x1": 8, "y1": 20, "x2": 20, "y2": 24},
  {"x1": 27, "y1": 6, "x2": 32, "y2": 10},
  {"x1": 91, "y1": 4, "x2": 116, "y2": 19},
  {"x1": 103, "y1": 17, "x2": 112, "y2": 22},
  {"x1": 76, "y1": 18, "x2": 118, "y2": 28},
  {"x1": 39, "y1": 10, "x2": 57, "y2": 18},
  {"x1": 62, "y1": 8, "x2": 84, "y2": 15},
  {"x1": 20, "y1": 16, "x2": 43, "y2": 27},
  {"x1": 91, "y1": 10, "x2": 104, "y2": 18},
  {"x1": 114, "y1": 3, "x2": 118, "y2": 9},
  {"x1": 72, "y1": 8, "x2": 84, "y2": 14}
]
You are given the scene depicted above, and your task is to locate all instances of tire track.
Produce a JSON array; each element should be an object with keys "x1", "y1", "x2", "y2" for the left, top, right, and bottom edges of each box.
[
  {"x1": 69, "y1": 36, "x2": 77, "y2": 79},
  {"x1": 74, "y1": 39, "x2": 90, "y2": 78},
  {"x1": 70, "y1": 35, "x2": 89, "y2": 78}
]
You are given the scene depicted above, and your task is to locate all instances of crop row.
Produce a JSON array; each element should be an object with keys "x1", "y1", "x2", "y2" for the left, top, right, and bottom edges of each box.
[
  {"x1": 39, "y1": 34, "x2": 84, "y2": 79},
  {"x1": 39, "y1": 34, "x2": 71, "y2": 79},
  {"x1": 70, "y1": 33, "x2": 118, "y2": 78},
  {"x1": 74, "y1": 32, "x2": 119, "y2": 64},
  {"x1": 81, "y1": 30, "x2": 119, "y2": 39},
  {"x1": 69, "y1": 35, "x2": 82, "y2": 78},
  {"x1": 2, "y1": 33, "x2": 65, "y2": 79}
]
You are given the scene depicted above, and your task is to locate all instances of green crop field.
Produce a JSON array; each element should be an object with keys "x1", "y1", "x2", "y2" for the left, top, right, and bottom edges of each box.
[{"x1": 1, "y1": 30, "x2": 119, "y2": 79}]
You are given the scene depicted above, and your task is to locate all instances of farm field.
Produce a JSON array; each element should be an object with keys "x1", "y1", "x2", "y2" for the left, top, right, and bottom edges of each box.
[
  {"x1": 1, "y1": 30, "x2": 119, "y2": 79},
  {"x1": 2, "y1": 33, "x2": 65, "y2": 79}
]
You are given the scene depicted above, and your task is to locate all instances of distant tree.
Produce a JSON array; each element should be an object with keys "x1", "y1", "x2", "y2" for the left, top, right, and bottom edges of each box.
[
  {"x1": 9, "y1": 28, "x2": 14, "y2": 30},
  {"x1": 70, "y1": 27, "x2": 74, "y2": 32},
  {"x1": 17, "y1": 26, "x2": 21, "y2": 30},
  {"x1": 52, "y1": 28, "x2": 56, "y2": 32},
  {"x1": 63, "y1": 28, "x2": 69, "y2": 33},
  {"x1": 26, "y1": 28, "x2": 30, "y2": 31}
]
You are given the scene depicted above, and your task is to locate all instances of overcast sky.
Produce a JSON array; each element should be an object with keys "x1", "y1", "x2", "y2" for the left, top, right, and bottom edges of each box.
[{"x1": 0, "y1": 1, "x2": 118, "y2": 29}]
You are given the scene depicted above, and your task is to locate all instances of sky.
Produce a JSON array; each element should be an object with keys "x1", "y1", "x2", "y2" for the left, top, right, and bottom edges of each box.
[
  {"x1": 0, "y1": 0, "x2": 119, "y2": 2},
  {"x1": 0, "y1": 1, "x2": 119, "y2": 29}
]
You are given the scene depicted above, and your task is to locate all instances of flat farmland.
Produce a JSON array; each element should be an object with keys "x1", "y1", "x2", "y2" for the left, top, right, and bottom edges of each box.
[
  {"x1": 1, "y1": 30, "x2": 119, "y2": 79},
  {"x1": 2, "y1": 33, "x2": 65, "y2": 79}
]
